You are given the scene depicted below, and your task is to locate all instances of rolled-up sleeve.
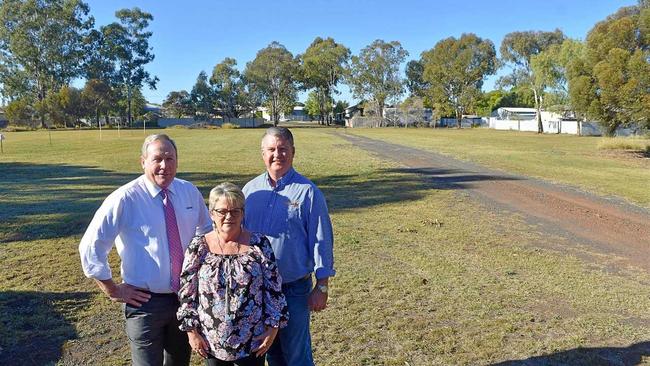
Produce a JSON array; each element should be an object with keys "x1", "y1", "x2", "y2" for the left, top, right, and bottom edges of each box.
[
  {"x1": 194, "y1": 186, "x2": 212, "y2": 236},
  {"x1": 78, "y1": 191, "x2": 124, "y2": 280},
  {"x1": 307, "y1": 188, "x2": 335, "y2": 280}
]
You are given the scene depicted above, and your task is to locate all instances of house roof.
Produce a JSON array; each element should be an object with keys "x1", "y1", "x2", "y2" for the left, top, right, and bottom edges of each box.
[{"x1": 498, "y1": 107, "x2": 537, "y2": 113}]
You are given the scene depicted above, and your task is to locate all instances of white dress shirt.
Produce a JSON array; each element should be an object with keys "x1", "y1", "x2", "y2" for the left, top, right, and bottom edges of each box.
[{"x1": 79, "y1": 175, "x2": 212, "y2": 293}]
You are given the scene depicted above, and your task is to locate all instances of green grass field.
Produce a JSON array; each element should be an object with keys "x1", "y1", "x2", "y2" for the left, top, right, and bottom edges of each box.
[
  {"x1": 347, "y1": 128, "x2": 650, "y2": 208},
  {"x1": 1, "y1": 128, "x2": 649, "y2": 365}
]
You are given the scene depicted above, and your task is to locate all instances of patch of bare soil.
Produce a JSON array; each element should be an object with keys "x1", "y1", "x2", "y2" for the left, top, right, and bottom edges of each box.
[
  {"x1": 598, "y1": 149, "x2": 650, "y2": 167},
  {"x1": 339, "y1": 133, "x2": 650, "y2": 272}
]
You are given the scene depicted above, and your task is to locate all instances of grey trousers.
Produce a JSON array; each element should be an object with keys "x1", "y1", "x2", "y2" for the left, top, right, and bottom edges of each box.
[{"x1": 124, "y1": 293, "x2": 190, "y2": 366}]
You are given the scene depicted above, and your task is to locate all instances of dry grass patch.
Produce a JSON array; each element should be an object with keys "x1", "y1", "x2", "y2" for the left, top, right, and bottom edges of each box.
[{"x1": 2, "y1": 129, "x2": 650, "y2": 365}]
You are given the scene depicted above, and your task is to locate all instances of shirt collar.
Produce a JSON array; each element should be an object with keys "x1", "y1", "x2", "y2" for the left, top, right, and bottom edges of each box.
[
  {"x1": 266, "y1": 167, "x2": 296, "y2": 190},
  {"x1": 141, "y1": 175, "x2": 176, "y2": 198}
]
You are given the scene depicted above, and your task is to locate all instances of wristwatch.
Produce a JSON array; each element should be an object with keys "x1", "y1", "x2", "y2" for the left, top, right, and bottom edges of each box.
[{"x1": 316, "y1": 284, "x2": 328, "y2": 293}]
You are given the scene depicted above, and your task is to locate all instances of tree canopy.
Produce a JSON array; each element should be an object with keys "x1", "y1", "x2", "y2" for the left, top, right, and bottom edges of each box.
[
  {"x1": 566, "y1": 3, "x2": 650, "y2": 135},
  {"x1": 347, "y1": 39, "x2": 408, "y2": 124},
  {"x1": 299, "y1": 37, "x2": 350, "y2": 125},
  {"x1": 499, "y1": 29, "x2": 566, "y2": 132},
  {"x1": 421, "y1": 33, "x2": 497, "y2": 127},
  {"x1": 245, "y1": 42, "x2": 298, "y2": 126},
  {"x1": 0, "y1": 0, "x2": 93, "y2": 126}
]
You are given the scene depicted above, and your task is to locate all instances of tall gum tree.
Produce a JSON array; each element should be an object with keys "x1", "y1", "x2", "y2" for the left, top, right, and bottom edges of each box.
[
  {"x1": 210, "y1": 57, "x2": 256, "y2": 121},
  {"x1": 299, "y1": 37, "x2": 350, "y2": 125},
  {"x1": 103, "y1": 7, "x2": 158, "y2": 126},
  {"x1": 0, "y1": 0, "x2": 93, "y2": 127},
  {"x1": 530, "y1": 39, "x2": 584, "y2": 133},
  {"x1": 421, "y1": 33, "x2": 497, "y2": 128},
  {"x1": 567, "y1": 2, "x2": 650, "y2": 135},
  {"x1": 245, "y1": 42, "x2": 298, "y2": 126},
  {"x1": 347, "y1": 39, "x2": 408, "y2": 126},
  {"x1": 499, "y1": 29, "x2": 566, "y2": 133}
]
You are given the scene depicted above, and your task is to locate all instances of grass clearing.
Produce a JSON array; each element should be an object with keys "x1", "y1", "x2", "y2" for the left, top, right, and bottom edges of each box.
[
  {"x1": 1, "y1": 128, "x2": 650, "y2": 365},
  {"x1": 597, "y1": 136, "x2": 650, "y2": 152},
  {"x1": 345, "y1": 128, "x2": 650, "y2": 208}
]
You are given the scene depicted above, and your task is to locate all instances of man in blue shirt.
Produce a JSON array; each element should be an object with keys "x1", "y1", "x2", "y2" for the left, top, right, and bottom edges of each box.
[{"x1": 243, "y1": 127, "x2": 335, "y2": 366}]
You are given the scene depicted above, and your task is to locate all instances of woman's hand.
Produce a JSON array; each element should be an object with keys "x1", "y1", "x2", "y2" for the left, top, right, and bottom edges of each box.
[
  {"x1": 252, "y1": 326, "x2": 278, "y2": 357},
  {"x1": 188, "y1": 330, "x2": 209, "y2": 358}
]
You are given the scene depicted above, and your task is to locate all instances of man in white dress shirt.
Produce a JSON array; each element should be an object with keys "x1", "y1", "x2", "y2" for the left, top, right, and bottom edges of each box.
[{"x1": 79, "y1": 134, "x2": 211, "y2": 366}]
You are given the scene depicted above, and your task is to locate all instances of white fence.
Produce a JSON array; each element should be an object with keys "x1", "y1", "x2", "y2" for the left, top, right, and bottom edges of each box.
[
  {"x1": 488, "y1": 118, "x2": 602, "y2": 136},
  {"x1": 157, "y1": 117, "x2": 264, "y2": 128}
]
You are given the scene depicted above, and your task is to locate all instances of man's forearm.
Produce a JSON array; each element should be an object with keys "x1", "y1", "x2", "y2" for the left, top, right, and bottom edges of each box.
[{"x1": 94, "y1": 278, "x2": 118, "y2": 297}]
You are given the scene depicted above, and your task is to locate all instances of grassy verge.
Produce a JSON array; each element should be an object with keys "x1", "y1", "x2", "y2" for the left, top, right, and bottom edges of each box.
[
  {"x1": 597, "y1": 136, "x2": 650, "y2": 152},
  {"x1": 345, "y1": 128, "x2": 650, "y2": 208},
  {"x1": 1, "y1": 128, "x2": 649, "y2": 365}
]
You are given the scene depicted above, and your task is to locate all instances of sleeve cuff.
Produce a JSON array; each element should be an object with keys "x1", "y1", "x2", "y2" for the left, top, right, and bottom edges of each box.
[{"x1": 314, "y1": 268, "x2": 335, "y2": 280}]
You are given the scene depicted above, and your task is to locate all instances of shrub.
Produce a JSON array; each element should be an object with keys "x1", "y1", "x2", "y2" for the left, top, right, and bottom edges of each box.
[
  {"x1": 3, "y1": 125, "x2": 37, "y2": 132},
  {"x1": 597, "y1": 137, "x2": 650, "y2": 151}
]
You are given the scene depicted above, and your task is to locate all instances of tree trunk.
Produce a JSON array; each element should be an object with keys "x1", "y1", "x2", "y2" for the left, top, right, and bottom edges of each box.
[
  {"x1": 533, "y1": 88, "x2": 543, "y2": 134},
  {"x1": 577, "y1": 120, "x2": 582, "y2": 136},
  {"x1": 127, "y1": 85, "x2": 133, "y2": 127}
]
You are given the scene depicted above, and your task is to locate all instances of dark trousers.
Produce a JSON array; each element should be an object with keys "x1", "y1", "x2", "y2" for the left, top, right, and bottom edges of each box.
[
  {"x1": 205, "y1": 354, "x2": 265, "y2": 366},
  {"x1": 124, "y1": 293, "x2": 190, "y2": 366}
]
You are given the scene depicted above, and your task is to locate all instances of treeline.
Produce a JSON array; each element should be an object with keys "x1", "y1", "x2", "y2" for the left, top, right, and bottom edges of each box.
[
  {"x1": 0, "y1": 0, "x2": 156, "y2": 128},
  {"x1": 1, "y1": 1, "x2": 648, "y2": 135}
]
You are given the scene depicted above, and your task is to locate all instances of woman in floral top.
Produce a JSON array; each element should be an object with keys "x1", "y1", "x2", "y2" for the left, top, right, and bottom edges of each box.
[{"x1": 177, "y1": 182, "x2": 288, "y2": 366}]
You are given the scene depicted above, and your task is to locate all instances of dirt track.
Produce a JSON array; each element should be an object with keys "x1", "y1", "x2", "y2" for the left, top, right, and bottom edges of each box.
[{"x1": 339, "y1": 133, "x2": 650, "y2": 272}]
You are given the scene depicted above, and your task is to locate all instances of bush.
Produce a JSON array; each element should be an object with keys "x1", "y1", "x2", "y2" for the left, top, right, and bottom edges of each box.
[
  {"x1": 597, "y1": 137, "x2": 650, "y2": 151},
  {"x1": 3, "y1": 125, "x2": 37, "y2": 132}
]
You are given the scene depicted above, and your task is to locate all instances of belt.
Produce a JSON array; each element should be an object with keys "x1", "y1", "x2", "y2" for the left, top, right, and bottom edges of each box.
[
  {"x1": 282, "y1": 274, "x2": 311, "y2": 288},
  {"x1": 145, "y1": 291, "x2": 177, "y2": 298}
]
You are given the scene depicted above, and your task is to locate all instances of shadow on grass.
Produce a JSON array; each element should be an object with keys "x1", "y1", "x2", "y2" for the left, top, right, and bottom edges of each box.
[
  {"x1": 314, "y1": 167, "x2": 520, "y2": 211},
  {"x1": 0, "y1": 162, "x2": 250, "y2": 243},
  {"x1": 1, "y1": 161, "x2": 519, "y2": 242},
  {"x1": 0, "y1": 290, "x2": 93, "y2": 365},
  {"x1": 491, "y1": 342, "x2": 650, "y2": 365}
]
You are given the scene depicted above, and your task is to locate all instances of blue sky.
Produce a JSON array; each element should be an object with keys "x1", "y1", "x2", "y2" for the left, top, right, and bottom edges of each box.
[{"x1": 84, "y1": 0, "x2": 634, "y2": 105}]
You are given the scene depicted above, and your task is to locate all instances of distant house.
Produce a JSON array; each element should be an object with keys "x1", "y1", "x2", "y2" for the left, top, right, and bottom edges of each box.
[
  {"x1": 492, "y1": 107, "x2": 539, "y2": 121},
  {"x1": 144, "y1": 103, "x2": 164, "y2": 118},
  {"x1": 488, "y1": 107, "x2": 602, "y2": 135},
  {"x1": 257, "y1": 105, "x2": 310, "y2": 122},
  {"x1": 383, "y1": 106, "x2": 434, "y2": 126}
]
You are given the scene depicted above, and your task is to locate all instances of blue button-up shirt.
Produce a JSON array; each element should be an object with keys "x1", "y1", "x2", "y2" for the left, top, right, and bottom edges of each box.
[{"x1": 243, "y1": 168, "x2": 335, "y2": 283}]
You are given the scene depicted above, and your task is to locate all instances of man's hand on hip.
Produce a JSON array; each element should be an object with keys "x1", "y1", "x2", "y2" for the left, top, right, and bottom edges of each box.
[{"x1": 95, "y1": 279, "x2": 151, "y2": 307}]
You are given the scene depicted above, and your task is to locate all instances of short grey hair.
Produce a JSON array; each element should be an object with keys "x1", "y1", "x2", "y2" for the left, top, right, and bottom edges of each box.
[
  {"x1": 208, "y1": 182, "x2": 245, "y2": 211},
  {"x1": 261, "y1": 127, "x2": 294, "y2": 148},
  {"x1": 141, "y1": 134, "x2": 178, "y2": 157}
]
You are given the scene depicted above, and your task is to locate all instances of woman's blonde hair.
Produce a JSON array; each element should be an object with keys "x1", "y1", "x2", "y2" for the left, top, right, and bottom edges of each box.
[{"x1": 208, "y1": 182, "x2": 245, "y2": 211}]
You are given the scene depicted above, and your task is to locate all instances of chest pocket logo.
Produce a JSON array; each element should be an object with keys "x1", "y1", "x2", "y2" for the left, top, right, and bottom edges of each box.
[{"x1": 286, "y1": 200, "x2": 301, "y2": 220}]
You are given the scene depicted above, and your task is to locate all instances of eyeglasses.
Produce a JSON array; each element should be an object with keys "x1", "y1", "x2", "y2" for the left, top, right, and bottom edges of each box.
[{"x1": 212, "y1": 208, "x2": 243, "y2": 218}]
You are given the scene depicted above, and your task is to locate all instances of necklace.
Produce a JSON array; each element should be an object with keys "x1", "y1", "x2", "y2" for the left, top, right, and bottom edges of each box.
[{"x1": 215, "y1": 230, "x2": 242, "y2": 255}]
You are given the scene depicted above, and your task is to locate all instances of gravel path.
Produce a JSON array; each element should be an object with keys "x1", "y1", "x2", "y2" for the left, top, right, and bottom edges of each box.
[{"x1": 338, "y1": 132, "x2": 650, "y2": 272}]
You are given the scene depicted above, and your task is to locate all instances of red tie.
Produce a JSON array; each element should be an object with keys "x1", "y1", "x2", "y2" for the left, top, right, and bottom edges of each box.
[{"x1": 161, "y1": 189, "x2": 183, "y2": 292}]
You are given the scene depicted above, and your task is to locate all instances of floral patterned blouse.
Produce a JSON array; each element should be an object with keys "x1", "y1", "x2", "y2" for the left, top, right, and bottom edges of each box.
[{"x1": 177, "y1": 232, "x2": 289, "y2": 361}]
